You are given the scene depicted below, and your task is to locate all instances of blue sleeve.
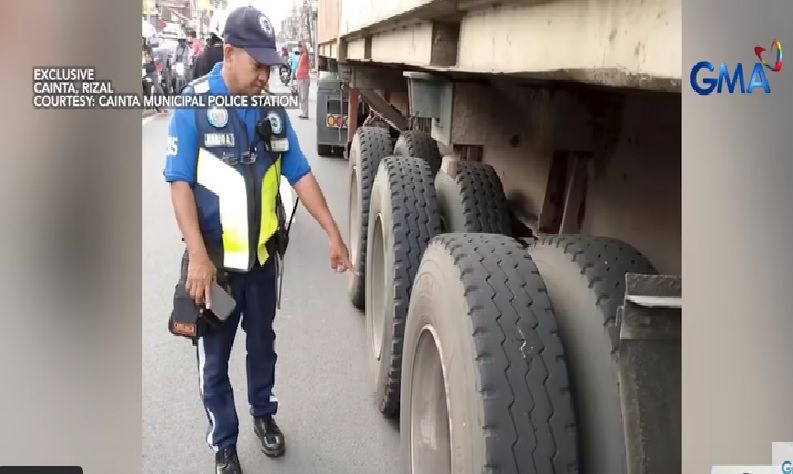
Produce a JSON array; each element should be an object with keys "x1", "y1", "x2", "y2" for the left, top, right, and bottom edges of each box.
[
  {"x1": 163, "y1": 106, "x2": 198, "y2": 184},
  {"x1": 280, "y1": 113, "x2": 312, "y2": 186}
]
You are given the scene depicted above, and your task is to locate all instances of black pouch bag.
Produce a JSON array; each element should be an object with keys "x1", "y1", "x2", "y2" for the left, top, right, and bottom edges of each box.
[{"x1": 168, "y1": 245, "x2": 230, "y2": 344}]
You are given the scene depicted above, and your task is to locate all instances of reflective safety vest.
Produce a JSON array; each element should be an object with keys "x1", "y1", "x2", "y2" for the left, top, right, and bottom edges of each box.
[{"x1": 186, "y1": 77, "x2": 286, "y2": 272}]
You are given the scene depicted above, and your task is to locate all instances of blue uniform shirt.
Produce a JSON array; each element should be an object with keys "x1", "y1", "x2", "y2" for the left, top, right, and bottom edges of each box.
[{"x1": 164, "y1": 62, "x2": 311, "y2": 186}]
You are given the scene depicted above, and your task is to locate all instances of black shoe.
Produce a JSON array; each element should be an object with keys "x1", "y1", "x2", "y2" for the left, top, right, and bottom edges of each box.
[
  {"x1": 253, "y1": 415, "x2": 285, "y2": 457},
  {"x1": 215, "y1": 446, "x2": 242, "y2": 474}
]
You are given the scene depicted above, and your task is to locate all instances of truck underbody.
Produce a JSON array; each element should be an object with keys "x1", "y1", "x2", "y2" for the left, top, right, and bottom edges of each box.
[{"x1": 315, "y1": 0, "x2": 681, "y2": 472}]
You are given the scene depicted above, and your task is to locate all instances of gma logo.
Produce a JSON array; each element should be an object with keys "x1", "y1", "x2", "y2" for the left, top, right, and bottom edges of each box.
[
  {"x1": 690, "y1": 62, "x2": 771, "y2": 95},
  {"x1": 690, "y1": 40, "x2": 783, "y2": 95}
]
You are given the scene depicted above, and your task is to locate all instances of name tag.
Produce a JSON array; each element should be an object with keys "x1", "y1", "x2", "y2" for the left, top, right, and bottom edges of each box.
[
  {"x1": 204, "y1": 133, "x2": 235, "y2": 148},
  {"x1": 271, "y1": 138, "x2": 289, "y2": 152}
]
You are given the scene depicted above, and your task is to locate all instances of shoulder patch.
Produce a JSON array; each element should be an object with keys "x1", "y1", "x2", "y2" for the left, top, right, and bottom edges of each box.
[
  {"x1": 182, "y1": 76, "x2": 209, "y2": 95},
  {"x1": 192, "y1": 80, "x2": 210, "y2": 94}
]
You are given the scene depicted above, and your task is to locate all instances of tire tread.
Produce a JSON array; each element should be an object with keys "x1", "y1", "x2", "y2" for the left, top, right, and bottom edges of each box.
[
  {"x1": 531, "y1": 235, "x2": 656, "y2": 352},
  {"x1": 434, "y1": 233, "x2": 578, "y2": 473},
  {"x1": 377, "y1": 156, "x2": 441, "y2": 415},
  {"x1": 348, "y1": 126, "x2": 392, "y2": 308},
  {"x1": 393, "y1": 130, "x2": 442, "y2": 175}
]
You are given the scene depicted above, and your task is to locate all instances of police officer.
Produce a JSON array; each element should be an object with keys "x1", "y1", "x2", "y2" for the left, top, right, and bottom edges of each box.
[{"x1": 164, "y1": 6, "x2": 354, "y2": 474}]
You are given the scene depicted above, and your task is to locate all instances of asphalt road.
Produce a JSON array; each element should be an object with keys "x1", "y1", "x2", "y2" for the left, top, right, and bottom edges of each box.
[{"x1": 142, "y1": 81, "x2": 401, "y2": 473}]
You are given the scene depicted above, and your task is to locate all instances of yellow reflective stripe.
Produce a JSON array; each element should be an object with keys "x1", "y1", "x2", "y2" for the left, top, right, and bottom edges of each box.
[
  {"x1": 257, "y1": 155, "x2": 282, "y2": 265},
  {"x1": 196, "y1": 148, "x2": 250, "y2": 271}
]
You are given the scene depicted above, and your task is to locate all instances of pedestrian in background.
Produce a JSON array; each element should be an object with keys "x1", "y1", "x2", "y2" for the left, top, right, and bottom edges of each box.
[
  {"x1": 192, "y1": 25, "x2": 224, "y2": 80},
  {"x1": 289, "y1": 49, "x2": 299, "y2": 82},
  {"x1": 295, "y1": 40, "x2": 310, "y2": 119},
  {"x1": 142, "y1": 36, "x2": 164, "y2": 113}
]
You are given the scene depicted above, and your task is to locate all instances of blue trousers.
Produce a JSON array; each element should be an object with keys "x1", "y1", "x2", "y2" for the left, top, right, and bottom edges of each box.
[{"x1": 196, "y1": 257, "x2": 279, "y2": 451}]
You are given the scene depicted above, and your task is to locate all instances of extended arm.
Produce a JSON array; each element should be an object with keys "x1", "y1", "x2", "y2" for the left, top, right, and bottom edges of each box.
[{"x1": 280, "y1": 114, "x2": 352, "y2": 272}]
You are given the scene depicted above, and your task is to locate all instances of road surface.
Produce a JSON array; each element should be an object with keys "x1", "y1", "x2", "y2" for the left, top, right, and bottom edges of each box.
[{"x1": 142, "y1": 80, "x2": 401, "y2": 473}]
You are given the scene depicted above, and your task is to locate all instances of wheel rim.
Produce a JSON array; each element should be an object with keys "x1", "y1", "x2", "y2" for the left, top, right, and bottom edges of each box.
[
  {"x1": 369, "y1": 214, "x2": 386, "y2": 361},
  {"x1": 410, "y1": 326, "x2": 451, "y2": 474},
  {"x1": 348, "y1": 166, "x2": 360, "y2": 272}
]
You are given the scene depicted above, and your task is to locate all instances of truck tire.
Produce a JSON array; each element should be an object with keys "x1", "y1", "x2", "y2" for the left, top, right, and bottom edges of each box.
[
  {"x1": 434, "y1": 161, "x2": 511, "y2": 235},
  {"x1": 366, "y1": 156, "x2": 441, "y2": 417},
  {"x1": 401, "y1": 233, "x2": 579, "y2": 474},
  {"x1": 529, "y1": 235, "x2": 656, "y2": 474},
  {"x1": 393, "y1": 130, "x2": 442, "y2": 175},
  {"x1": 347, "y1": 126, "x2": 393, "y2": 309}
]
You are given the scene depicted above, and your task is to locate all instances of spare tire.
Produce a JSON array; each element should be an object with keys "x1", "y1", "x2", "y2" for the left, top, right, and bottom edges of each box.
[
  {"x1": 529, "y1": 235, "x2": 656, "y2": 474},
  {"x1": 347, "y1": 126, "x2": 392, "y2": 309},
  {"x1": 434, "y1": 161, "x2": 511, "y2": 235},
  {"x1": 365, "y1": 156, "x2": 441, "y2": 417},
  {"x1": 400, "y1": 233, "x2": 579, "y2": 474},
  {"x1": 393, "y1": 130, "x2": 442, "y2": 175}
]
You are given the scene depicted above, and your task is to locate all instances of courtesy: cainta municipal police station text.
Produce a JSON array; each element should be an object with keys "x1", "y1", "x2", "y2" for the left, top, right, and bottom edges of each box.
[{"x1": 32, "y1": 92, "x2": 301, "y2": 110}]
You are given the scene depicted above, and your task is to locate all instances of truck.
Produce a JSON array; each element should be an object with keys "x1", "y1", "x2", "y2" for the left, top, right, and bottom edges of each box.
[{"x1": 316, "y1": 1, "x2": 681, "y2": 473}]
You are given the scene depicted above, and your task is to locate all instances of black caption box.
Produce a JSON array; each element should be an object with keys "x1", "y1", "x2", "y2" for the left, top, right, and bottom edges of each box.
[{"x1": 0, "y1": 468, "x2": 82, "y2": 474}]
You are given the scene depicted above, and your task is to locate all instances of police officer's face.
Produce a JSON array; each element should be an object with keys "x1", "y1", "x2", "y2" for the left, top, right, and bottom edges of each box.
[{"x1": 226, "y1": 46, "x2": 270, "y2": 94}]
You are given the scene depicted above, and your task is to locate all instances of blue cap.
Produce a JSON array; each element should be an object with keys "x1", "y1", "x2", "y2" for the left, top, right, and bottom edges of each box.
[{"x1": 223, "y1": 6, "x2": 283, "y2": 66}]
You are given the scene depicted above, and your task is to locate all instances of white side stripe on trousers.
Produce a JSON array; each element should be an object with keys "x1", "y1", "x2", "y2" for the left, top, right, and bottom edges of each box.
[{"x1": 197, "y1": 338, "x2": 219, "y2": 452}]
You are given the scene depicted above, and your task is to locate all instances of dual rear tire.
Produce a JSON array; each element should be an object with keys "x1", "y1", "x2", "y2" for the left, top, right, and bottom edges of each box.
[{"x1": 348, "y1": 129, "x2": 656, "y2": 474}]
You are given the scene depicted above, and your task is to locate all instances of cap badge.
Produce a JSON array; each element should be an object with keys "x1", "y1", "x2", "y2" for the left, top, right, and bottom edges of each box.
[{"x1": 259, "y1": 15, "x2": 273, "y2": 36}]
